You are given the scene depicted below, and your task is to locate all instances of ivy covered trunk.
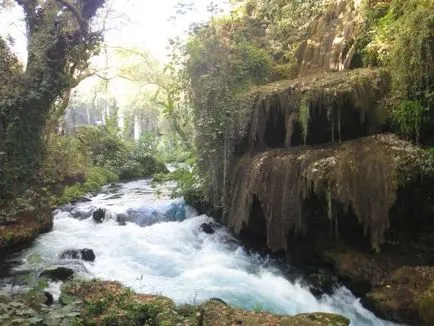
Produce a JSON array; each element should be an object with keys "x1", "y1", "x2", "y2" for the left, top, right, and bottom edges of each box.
[{"x1": 0, "y1": 0, "x2": 105, "y2": 206}]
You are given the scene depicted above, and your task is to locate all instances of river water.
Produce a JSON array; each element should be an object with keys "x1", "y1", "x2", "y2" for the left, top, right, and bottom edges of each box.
[{"x1": 4, "y1": 179, "x2": 398, "y2": 325}]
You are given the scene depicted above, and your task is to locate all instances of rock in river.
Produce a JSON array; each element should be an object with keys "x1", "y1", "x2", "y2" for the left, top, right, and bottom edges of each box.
[
  {"x1": 60, "y1": 248, "x2": 95, "y2": 262},
  {"x1": 200, "y1": 223, "x2": 215, "y2": 234},
  {"x1": 40, "y1": 267, "x2": 74, "y2": 282},
  {"x1": 92, "y1": 208, "x2": 106, "y2": 223}
]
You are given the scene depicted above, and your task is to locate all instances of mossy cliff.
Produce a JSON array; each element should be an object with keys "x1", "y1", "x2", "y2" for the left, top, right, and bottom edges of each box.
[
  {"x1": 228, "y1": 68, "x2": 388, "y2": 154},
  {"x1": 215, "y1": 0, "x2": 434, "y2": 325},
  {"x1": 227, "y1": 134, "x2": 431, "y2": 253}
]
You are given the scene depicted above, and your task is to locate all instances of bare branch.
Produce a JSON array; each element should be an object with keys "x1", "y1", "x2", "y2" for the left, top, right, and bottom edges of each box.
[{"x1": 54, "y1": 0, "x2": 87, "y2": 31}]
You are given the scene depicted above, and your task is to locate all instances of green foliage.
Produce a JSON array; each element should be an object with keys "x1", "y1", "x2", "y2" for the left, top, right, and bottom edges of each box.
[
  {"x1": 58, "y1": 167, "x2": 118, "y2": 204},
  {"x1": 393, "y1": 100, "x2": 427, "y2": 143},
  {"x1": 40, "y1": 133, "x2": 87, "y2": 185},
  {"x1": 154, "y1": 168, "x2": 200, "y2": 198},
  {"x1": 74, "y1": 125, "x2": 129, "y2": 168},
  {"x1": 0, "y1": 0, "x2": 106, "y2": 205},
  {"x1": 136, "y1": 133, "x2": 158, "y2": 156},
  {"x1": 357, "y1": 0, "x2": 391, "y2": 67},
  {"x1": 157, "y1": 134, "x2": 194, "y2": 163},
  {"x1": 69, "y1": 125, "x2": 166, "y2": 182},
  {"x1": 359, "y1": 0, "x2": 434, "y2": 142},
  {"x1": 170, "y1": 0, "x2": 333, "y2": 209}
]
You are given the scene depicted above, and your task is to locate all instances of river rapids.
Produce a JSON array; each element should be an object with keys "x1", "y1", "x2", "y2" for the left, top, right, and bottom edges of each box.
[{"x1": 2, "y1": 179, "x2": 400, "y2": 326}]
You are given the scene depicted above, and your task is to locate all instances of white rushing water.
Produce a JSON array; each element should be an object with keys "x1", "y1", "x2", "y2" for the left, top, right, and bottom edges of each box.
[{"x1": 10, "y1": 180, "x2": 398, "y2": 326}]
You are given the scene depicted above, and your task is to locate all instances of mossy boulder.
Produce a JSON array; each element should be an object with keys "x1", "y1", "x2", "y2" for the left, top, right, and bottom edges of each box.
[
  {"x1": 199, "y1": 299, "x2": 349, "y2": 326},
  {"x1": 366, "y1": 266, "x2": 434, "y2": 325},
  {"x1": 0, "y1": 190, "x2": 53, "y2": 256},
  {"x1": 61, "y1": 279, "x2": 348, "y2": 325},
  {"x1": 40, "y1": 267, "x2": 74, "y2": 282}
]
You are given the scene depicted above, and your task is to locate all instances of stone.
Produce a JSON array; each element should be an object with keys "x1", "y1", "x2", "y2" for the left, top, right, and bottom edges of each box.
[
  {"x1": 44, "y1": 292, "x2": 54, "y2": 306},
  {"x1": 60, "y1": 248, "x2": 95, "y2": 262},
  {"x1": 116, "y1": 213, "x2": 128, "y2": 226},
  {"x1": 81, "y1": 248, "x2": 95, "y2": 261},
  {"x1": 92, "y1": 208, "x2": 106, "y2": 223},
  {"x1": 304, "y1": 269, "x2": 339, "y2": 297},
  {"x1": 40, "y1": 267, "x2": 74, "y2": 282},
  {"x1": 365, "y1": 266, "x2": 434, "y2": 325},
  {"x1": 200, "y1": 223, "x2": 215, "y2": 234}
]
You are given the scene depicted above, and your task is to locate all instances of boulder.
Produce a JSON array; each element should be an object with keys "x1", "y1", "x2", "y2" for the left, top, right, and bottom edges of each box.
[
  {"x1": 200, "y1": 223, "x2": 215, "y2": 234},
  {"x1": 366, "y1": 266, "x2": 434, "y2": 326},
  {"x1": 116, "y1": 213, "x2": 128, "y2": 226},
  {"x1": 81, "y1": 248, "x2": 96, "y2": 261},
  {"x1": 44, "y1": 291, "x2": 54, "y2": 306},
  {"x1": 304, "y1": 269, "x2": 339, "y2": 297},
  {"x1": 92, "y1": 208, "x2": 106, "y2": 223},
  {"x1": 60, "y1": 248, "x2": 95, "y2": 262},
  {"x1": 40, "y1": 267, "x2": 74, "y2": 282},
  {"x1": 104, "y1": 194, "x2": 122, "y2": 200},
  {"x1": 199, "y1": 298, "x2": 349, "y2": 325}
]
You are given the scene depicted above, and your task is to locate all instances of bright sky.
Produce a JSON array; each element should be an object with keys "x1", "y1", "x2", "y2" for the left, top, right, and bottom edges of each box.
[
  {"x1": 0, "y1": 0, "x2": 231, "y2": 62},
  {"x1": 106, "y1": 0, "x2": 230, "y2": 61},
  {"x1": 0, "y1": 0, "x2": 231, "y2": 113}
]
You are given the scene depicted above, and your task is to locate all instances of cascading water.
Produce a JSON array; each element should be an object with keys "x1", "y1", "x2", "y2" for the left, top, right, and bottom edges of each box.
[{"x1": 4, "y1": 180, "x2": 399, "y2": 326}]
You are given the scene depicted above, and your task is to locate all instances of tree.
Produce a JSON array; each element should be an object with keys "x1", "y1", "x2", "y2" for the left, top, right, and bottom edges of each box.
[
  {"x1": 116, "y1": 46, "x2": 195, "y2": 149},
  {"x1": 0, "y1": 0, "x2": 106, "y2": 204}
]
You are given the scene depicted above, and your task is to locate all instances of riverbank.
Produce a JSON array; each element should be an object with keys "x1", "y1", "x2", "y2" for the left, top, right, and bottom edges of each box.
[
  {"x1": 0, "y1": 279, "x2": 349, "y2": 325},
  {"x1": 0, "y1": 191, "x2": 53, "y2": 258}
]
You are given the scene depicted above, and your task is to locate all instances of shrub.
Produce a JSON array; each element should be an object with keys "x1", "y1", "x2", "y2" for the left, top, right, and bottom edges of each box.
[{"x1": 58, "y1": 167, "x2": 118, "y2": 204}]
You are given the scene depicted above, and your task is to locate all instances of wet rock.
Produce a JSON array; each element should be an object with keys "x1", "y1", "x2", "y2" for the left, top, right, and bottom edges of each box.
[
  {"x1": 199, "y1": 298, "x2": 349, "y2": 325},
  {"x1": 44, "y1": 291, "x2": 54, "y2": 306},
  {"x1": 324, "y1": 251, "x2": 396, "y2": 297},
  {"x1": 104, "y1": 194, "x2": 122, "y2": 200},
  {"x1": 81, "y1": 248, "x2": 96, "y2": 261},
  {"x1": 60, "y1": 248, "x2": 95, "y2": 262},
  {"x1": 40, "y1": 267, "x2": 74, "y2": 282},
  {"x1": 200, "y1": 223, "x2": 215, "y2": 234},
  {"x1": 92, "y1": 208, "x2": 106, "y2": 223},
  {"x1": 127, "y1": 208, "x2": 161, "y2": 226},
  {"x1": 165, "y1": 202, "x2": 186, "y2": 220},
  {"x1": 71, "y1": 207, "x2": 93, "y2": 220},
  {"x1": 208, "y1": 298, "x2": 227, "y2": 306},
  {"x1": 116, "y1": 213, "x2": 128, "y2": 226},
  {"x1": 366, "y1": 266, "x2": 434, "y2": 325},
  {"x1": 304, "y1": 269, "x2": 339, "y2": 297},
  {"x1": 60, "y1": 203, "x2": 74, "y2": 212}
]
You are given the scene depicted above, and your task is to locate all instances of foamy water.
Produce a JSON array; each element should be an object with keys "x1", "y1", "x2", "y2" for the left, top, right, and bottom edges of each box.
[{"x1": 10, "y1": 180, "x2": 399, "y2": 325}]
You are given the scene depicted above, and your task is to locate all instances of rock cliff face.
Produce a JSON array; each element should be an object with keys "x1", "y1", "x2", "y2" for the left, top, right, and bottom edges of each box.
[
  {"x1": 296, "y1": 0, "x2": 363, "y2": 73},
  {"x1": 223, "y1": 1, "x2": 434, "y2": 324},
  {"x1": 227, "y1": 134, "x2": 430, "y2": 252}
]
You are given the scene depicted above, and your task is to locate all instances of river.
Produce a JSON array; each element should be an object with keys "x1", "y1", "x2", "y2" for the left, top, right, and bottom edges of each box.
[{"x1": 2, "y1": 179, "x2": 399, "y2": 325}]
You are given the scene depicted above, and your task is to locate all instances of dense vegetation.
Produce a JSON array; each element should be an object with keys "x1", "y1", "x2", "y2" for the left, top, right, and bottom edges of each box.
[
  {"x1": 166, "y1": 0, "x2": 434, "y2": 213},
  {"x1": 1, "y1": 0, "x2": 431, "y2": 217},
  {"x1": 0, "y1": 0, "x2": 107, "y2": 207}
]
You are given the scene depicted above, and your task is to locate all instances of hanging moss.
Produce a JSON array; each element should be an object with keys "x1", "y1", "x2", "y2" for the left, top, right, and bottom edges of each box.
[
  {"x1": 226, "y1": 134, "x2": 432, "y2": 252},
  {"x1": 299, "y1": 96, "x2": 310, "y2": 145},
  {"x1": 229, "y1": 68, "x2": 389, "y2": 156}
]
